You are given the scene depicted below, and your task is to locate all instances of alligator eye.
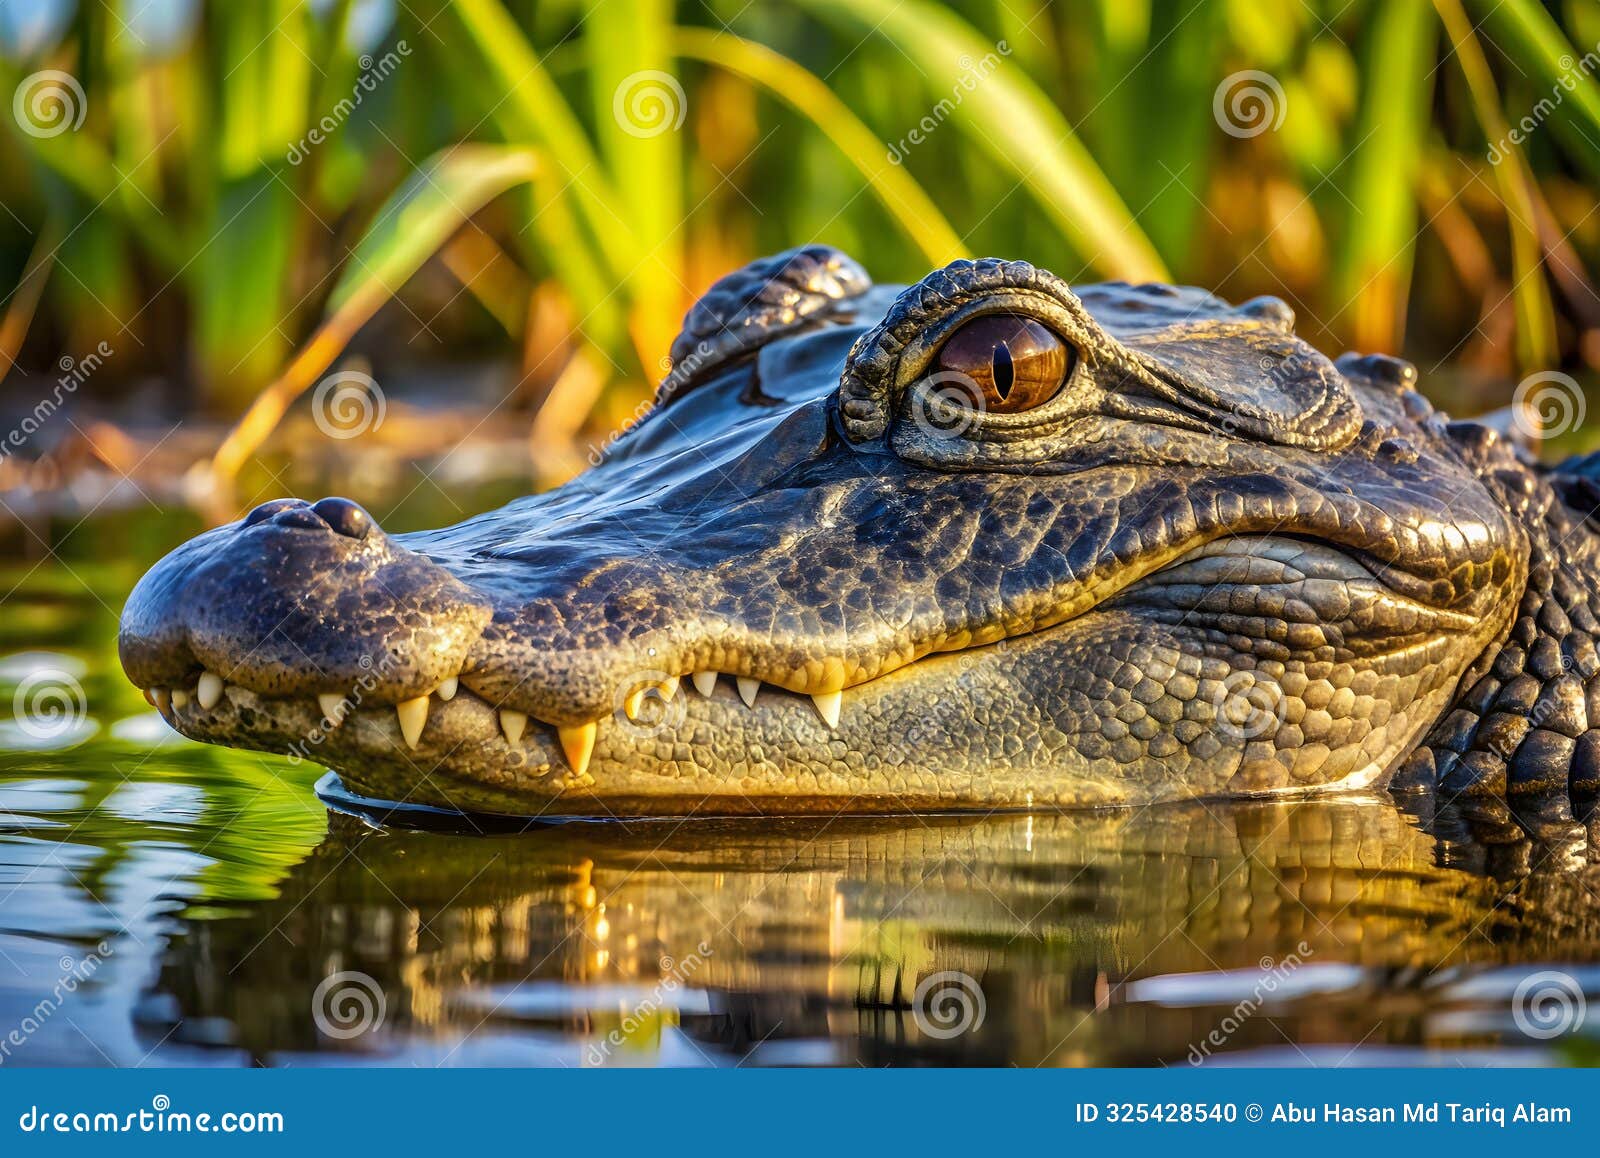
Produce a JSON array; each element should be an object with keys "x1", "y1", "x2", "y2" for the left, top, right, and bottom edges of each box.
[{"x1": 932, "y1": 314, "x2": 1073, "y2": 413}]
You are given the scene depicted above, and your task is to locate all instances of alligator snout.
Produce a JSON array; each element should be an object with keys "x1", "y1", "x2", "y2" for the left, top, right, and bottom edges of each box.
[{"x1": 119, "y1": 496, "x2": 492, "y2": 724}]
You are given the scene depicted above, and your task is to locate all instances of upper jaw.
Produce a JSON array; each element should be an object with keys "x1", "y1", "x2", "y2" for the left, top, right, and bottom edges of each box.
[{"x1": 118, "y1": 511, "x2": 492, "y2": 700}]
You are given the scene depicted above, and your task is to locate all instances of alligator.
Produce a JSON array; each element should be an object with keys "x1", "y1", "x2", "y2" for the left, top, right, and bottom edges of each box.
[{"x1": 118, "y1": 247, "x2": 1600, "y2": 819}]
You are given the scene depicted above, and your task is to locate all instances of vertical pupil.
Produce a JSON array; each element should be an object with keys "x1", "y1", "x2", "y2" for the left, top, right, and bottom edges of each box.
[{"x1": 992, "y1": 342, "x2": 1014, "y2": 400}]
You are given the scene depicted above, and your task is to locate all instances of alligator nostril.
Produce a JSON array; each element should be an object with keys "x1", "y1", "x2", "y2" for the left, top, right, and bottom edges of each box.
[
  {"x1": 242, "y1": 498, "x2": 307, "y2": 527},
  {"x1": 311, "y1": 497, "x2": 374, "y2": 540}
]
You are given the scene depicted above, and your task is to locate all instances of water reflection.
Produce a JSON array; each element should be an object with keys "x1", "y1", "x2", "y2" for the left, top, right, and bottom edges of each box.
[{"x1": 135, "y1": 788, "x2": 1600, "y2": 1066}]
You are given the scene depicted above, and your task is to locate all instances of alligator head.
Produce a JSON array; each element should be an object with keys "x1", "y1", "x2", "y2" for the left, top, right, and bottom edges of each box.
[{"x1": 121, "y1": 247, "x2": 1600, "y2": 818}]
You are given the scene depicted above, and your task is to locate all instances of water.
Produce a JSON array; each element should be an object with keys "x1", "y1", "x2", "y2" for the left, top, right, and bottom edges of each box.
[{"x1": 3, "y1": 510, "x2": 1600, "y2": 1067}]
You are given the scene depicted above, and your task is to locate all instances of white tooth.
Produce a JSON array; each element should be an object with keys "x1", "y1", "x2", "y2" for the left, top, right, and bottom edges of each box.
[
  {"x1": 736, "y1": 677, "x2": 760, "y2": 708},
  {"x1": 150, "y1": 688, "x2": 170, "y2": 713},
  {"x1": 659, "y1": 675, "x2": 680, "y2": 701},
  {"x1": 500, "y1": 709, "x2": 527, "y2": 746},
  {"x1": 811, "y1": 690, "x2": 842, "y2": 729},
  {"x1": 558, "y1": 722, "x2": 597, "y2": 777},
  {"x1": 171, "y1": 688, "x2": 190, "y2": 709},
  {"x1": 318, "y1": 693, "x2": 347, "y2": 727},
  {"x1": 436, "y1": 675, "x2": 458, "y2": 701},
  {"x1": 691, "y1": 671, "x2": 718, "y2": 697},
  {"x1": 623, "y1": 688, "x2": 645, "y2": 720},
  {"x1": 196, "y1": 672, "x2": 224, "y2": 710},
  {"x1": 396, "y1": 695, "x2": 429, "y2": 749}
]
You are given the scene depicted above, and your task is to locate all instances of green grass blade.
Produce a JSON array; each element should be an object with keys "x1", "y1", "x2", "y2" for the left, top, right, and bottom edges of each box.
[
  {"x1": 586, "y1": 0, "x2": 682, "y2": 366},
  {"x1": 1470, "y1": 0, "x2": 1600, "y2": 182},
  {"x1": 440, "y1": 0, "x2": 637, "y2": 276},
  {"x1": 672, "y1": 28, "x2": 965, "y2": 266},
  {"x1": 1435, "y1": 0, "x2": 1557, "y2": 371},
  {"x1": 1333, "y1": 0, "x2": 1436, "y2": 354},
  {"x1": 791, "y1": 0, "x2": 1168, "y2": 281},
  {"x1": 213, "y1": 144, "x2": 551, "y2": 484},
  {"x1": 327, "y1": 144, "x2": 544, "y2": 314},
  {"x1": 193, "y1": 172, "x2": 297, "y2": 401}
]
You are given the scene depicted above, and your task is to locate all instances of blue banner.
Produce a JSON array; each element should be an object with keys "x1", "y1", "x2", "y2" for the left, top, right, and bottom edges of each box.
[{"x1": 0, "y1": 1069, "x2": 1589, "y2": 1152}]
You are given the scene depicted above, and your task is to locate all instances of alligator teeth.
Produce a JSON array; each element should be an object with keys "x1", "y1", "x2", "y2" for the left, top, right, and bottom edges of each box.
[
  {"x1": 196, "y1": 672, "x2": 224, "y2": 710},
  {"x1": 436, "y1": 675, "x2": 458, "y2": 701},
  {"x1": 659, "y1": 675, "x2": 680, "y2": 701},
  {"x1": 558, "y1": 722, "x2": 597, "y2": 777},
  {"x1": 500, "y1": 709, "x2": 527, "y2": 746},
  {"x1": 171, "y1": 688, "x2": 190, "y2": 709},
  {"x1": 691, "y1": 671, "x2": 718, "y2": 697},
  {"x1": 623, "y1": 687, "x2": 646, "y2": 720},
  {"x1": 811, "y1": 690, "x2": 842, "y2": 729},
  {"x1": 318, "y1": 693, "x2": 348, "y2": 727},
  {"x1": 396, "y1": 695, "x2": 429, "y2": 749},
  {"x1": 149, "y1": 688, "x2": 170, "y2": 713},
  {"x1": 737, "y1": 677, "x2": 760, "y2": 707}
]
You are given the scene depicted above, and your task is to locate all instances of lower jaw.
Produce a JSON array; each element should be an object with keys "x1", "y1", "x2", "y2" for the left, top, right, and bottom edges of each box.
[{"x1": 154, "y1": 635, "x2": 1448, "y2": 818}]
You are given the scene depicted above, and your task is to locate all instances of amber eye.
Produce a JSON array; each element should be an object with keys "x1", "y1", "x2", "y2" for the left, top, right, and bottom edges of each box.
[{"x1": 931, "y1": 314, "x2": 1073, "y2": 414}]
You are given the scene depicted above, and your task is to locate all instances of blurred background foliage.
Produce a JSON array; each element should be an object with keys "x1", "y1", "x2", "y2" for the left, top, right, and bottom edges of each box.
[{"x1": 3, "y1": 0, "x2": 1600, "y2": 491}]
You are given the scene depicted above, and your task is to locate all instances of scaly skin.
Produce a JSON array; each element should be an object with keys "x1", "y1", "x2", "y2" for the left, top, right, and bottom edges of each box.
[{"x1": 118, "y1": 248, "x2": 1600, "y2": 818}]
